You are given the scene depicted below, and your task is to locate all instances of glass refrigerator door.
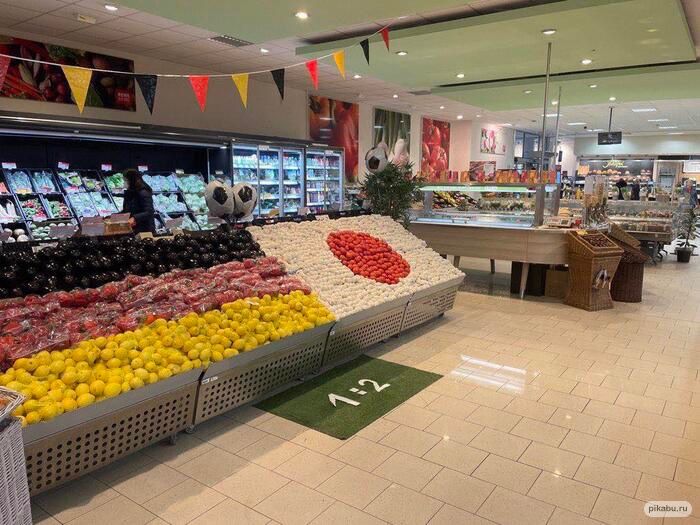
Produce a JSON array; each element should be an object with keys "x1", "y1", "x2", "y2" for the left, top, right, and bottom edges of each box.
[
  {"x1": 324, "y1": 149, "x2": 344, "y2": 210},
  {"x1": 282, "y1": 148, "x2": 304, "y2": 216},
  {"x1": 258, "y1": 146, "x2": 282, "y2": 216},
  {"x1": 306, "y1": 149, "x2": 327, "y2": 213},
  {"x1": 233, "y1": 143, "x2": 261, "y2": 215}
]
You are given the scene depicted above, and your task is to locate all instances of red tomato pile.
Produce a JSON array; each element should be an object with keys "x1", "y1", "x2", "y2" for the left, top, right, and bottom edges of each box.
[{"x1": 326, "y1": 231, "x2": 411, "y2": 285}]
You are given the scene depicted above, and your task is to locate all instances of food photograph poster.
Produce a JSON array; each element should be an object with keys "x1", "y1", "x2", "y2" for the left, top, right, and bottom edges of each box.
[
  {"x1": 421, "y1": 117, "x2": 450, "y2": 179},
  {"x1": 308, "y1": 95, "x2": 359, "y2": 183},
  {"x1": 373, "y1": 108, "x2": 411, "y2": 167},
  {"x1": 0, "y1": 35, "x2": 136, "y2": 111},
  {"x1": 480, "y1": 126, "x2": 507, "y2": 155}
]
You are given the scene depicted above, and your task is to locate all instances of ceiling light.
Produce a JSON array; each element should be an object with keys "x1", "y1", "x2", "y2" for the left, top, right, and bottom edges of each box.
[
  {"x1": 567, "y1": 122, "x2": 587, "y2": 125},
  {"x1": 104, "y1": 4, "x2": 118, "y2": 11},
  {"x1": 523, "y1": 89, "x2": 533, "y2": 94},
  {"x1": 589, "y1": 84, "x2": 597, "y2": 88},
  {"x1": 647, "y1": 28, "x2": 658, "y2": 33},
  {"x1": 476, "y1": 114, "x2": 482, "y2": 118},
  {"x1": 551, "y1": 100, "x2": 558, "y2": 105},
  {"x1": 581, "y1": 58, "x2": 593, "y2": 65},
  {"x1": 541, "y1": 29, "x2": 556, "y2": 35},
  {"x1": 632, "y1": 108, "x2": 656, "y2": 112},
  {"x1": 457, "y1": 115, "x2": 464, "y2": 120},
  {"x1": 658, "y1": 125, "x2": 678, "y2": 129},
  {"x1": 456, "y1": 73, "x2": 465, "y2": 79},
  {"x1": 502, "y1": 123, "x2": 512, "y2": 127},
  {"x1": 668, "y1": 132, "x2": 683, "y2": 135},
  {"x1": 295, "y1": 11, "x2": 309, "y2": 19},
  {"x1": 260, "y1": 48, "x2": 269, "y2": 54},
  {"x1": 609, "y1": 96, "x2": 616, "y2": 101},
  {"x1": 439, "y1": 105, "x2": 445, "y2": 109},
  {"x1": 396, "y1": 51, "x2": 408, "y2": 56},
  {"x1": 648, "y1": 118, "x2": 669, "y2": 122},
  {"x1": 592, "y1": 128, "x2": 604, "y2": 132},
  {"x1": 392, "y1": 94, "x2": 398, "y2": 99},
  {"x1": 352, "y1": 74, "x2": 361, "y2": 79}
]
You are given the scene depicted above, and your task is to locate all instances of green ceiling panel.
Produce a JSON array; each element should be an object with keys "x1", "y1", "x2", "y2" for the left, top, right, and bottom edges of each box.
[
  {"x1": 117, "y1": 0, "x2": 468, "y2": 43},
  {"x1": 297, "y1": 0, "x2": 695, "y2": 96}
]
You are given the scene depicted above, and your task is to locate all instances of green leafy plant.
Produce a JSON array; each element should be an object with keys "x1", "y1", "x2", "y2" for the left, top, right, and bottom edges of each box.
[
  {"x1": 676, "y1": 206, "x2": 698, "y2": 250},
  {"x1": 361, "y1": 162, "x2": 423, "y2": 226}
]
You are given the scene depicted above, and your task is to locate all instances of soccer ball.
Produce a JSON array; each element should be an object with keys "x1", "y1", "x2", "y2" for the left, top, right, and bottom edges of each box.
[
  {"x1": 365, "y1": 144, "x2": 389, "y2": 174},
  {"x1": 232, "y1": 182, "x2": 258, "y2": 221},
  {"x1": 205, "y1": 180, "x2": 234, "y2": 217}
]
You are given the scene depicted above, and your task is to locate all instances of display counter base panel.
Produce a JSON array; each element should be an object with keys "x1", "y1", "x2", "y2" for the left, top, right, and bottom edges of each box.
[
  {"x1": 1, "y1": 419, "x2": 31, "y2": 525},
  {"x1": 23, "y1": 368, "x2": 201, "y2": 496},
  {"x1": 194, "y1": 325, "x2": 331, "y2": 426},
  {"x1": 322, "y1": 296, "x2": 410, "y2": 368},
  {"x1": 564, "y1": 254, "x2": 621, "y2": 312},
  {"x1": 402, "y1": 277, "x2": 463, "y2": 332}
]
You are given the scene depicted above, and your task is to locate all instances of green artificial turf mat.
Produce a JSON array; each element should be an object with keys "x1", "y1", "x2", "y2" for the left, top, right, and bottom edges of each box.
[{"x1": 255, "y1": 355, "x2": 441, "y2": 439}]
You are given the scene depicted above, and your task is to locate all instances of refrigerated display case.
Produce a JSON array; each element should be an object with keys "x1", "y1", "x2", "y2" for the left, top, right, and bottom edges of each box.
[
  {"x1": 282, "y1": 148, "x2": 304, "y2": 215},
  {"x1": 258, "y1": 145, "x2": 282, "y2": 216},
  {"x1": 305, "y1": 148, "x2": 344, "y2": 212}
]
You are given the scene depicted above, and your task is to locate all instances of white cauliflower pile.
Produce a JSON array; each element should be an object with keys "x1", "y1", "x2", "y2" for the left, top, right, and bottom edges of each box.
[{"x1": 249, "y1": 215, "x2": 463, "y2": 318}]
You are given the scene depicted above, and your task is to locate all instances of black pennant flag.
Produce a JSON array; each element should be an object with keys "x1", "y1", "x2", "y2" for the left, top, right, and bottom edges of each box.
[
  {"x1": 271, "y1": 68, "x2": 285, "y2": 100},
  {"x1": 135, "y1": 75, "x2": 158, "y2": 114},
  {"x1": 360, "y1": 38, "x2": 370, "y2": 65}
]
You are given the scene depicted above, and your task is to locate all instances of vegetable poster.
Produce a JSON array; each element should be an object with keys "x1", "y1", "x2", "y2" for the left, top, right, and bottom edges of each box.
[
  {"x1": 0, "y1": 35, "x2": 136, "y2": 111},
  {"x1": 309, "y1": 96, "x2": 359, "y2": 183},
  {"x1": 373, "y1": 108, "x2": 410, "y2": 167},
  {"x1": 421, "y1": 118, "x2": 450, "y2": 179}
]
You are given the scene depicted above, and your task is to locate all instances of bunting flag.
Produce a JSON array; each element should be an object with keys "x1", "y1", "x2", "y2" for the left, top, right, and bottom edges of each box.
[
  {"x1": 333, "y1": 50, "x2": 346, "y2": 79},
  {"x1": 305, "y1": 59, "x2": 319, "y2": 90},
  {"x1": 271, "y1": 68, "x2": 285, "y2": 100},
  {"x1": 188, "y1": 75, "x2": 209, "y2": 112},
  {"x1": 0, "y1": 56, "x2": 10, "y2": 92},
  {"x1": 61, "y1": 65, "x2": 92, "y2": 114},
  {"x1": 381, "y1": 28, "x2": 390, "y2": 51},
  {"x1": 135, "y1": 75, "x2": 158, "y2": 114},
  {"x1": 231, "y1": 73, "x2": 249, "y2": 108},
  {"x1": 360, "y1": 38, "x2": 370, "y2": 65}
]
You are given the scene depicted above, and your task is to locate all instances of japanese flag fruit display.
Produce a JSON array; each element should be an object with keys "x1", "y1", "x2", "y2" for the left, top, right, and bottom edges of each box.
[
  {"x1": 205, "y1": 180, "x2": 234, "y2": 217},
  {"x1": 250, "y1": 215, "x2": 463, "y2": 318},
  {"x1": 233, "y1": 182, "x2": 258, "y2": 220}
]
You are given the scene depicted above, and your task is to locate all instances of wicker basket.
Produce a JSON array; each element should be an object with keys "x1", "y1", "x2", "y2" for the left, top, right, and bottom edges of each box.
[
  {"x1": 608, "y1": 222, "x2": 641, "y2": 248},
  {"x1": 568, "y1": 231, "x2": 624, "y2": 257},
  {"x1": 0, "y1": 418, "x2": 31, "y2": 525},
  {"x1": 610, "y1": 239, "x2": 650, "y2": 303},
  {"x1": 0, "y1": 388, "x2": 24, "y2": 424},
  {"x1": 566, "y1": 253, "x2": 622, "y2": 311}
]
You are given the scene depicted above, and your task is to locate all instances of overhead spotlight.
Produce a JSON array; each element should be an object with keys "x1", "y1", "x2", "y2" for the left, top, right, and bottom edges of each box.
[
  {"x1": 104, "y1": 4, "x2": 118, "y2": 11},
  {"x1": 541, "y1": 29, "x2": 556, "y2": 35},
  {"x1": 295, "y1": 11, "x2": 309, "y2": 19},
  {"x1": 396, "y1": 51, "x2": 408, "y2": 56},
  {"x1": 581, "y1": 58, "x2": 593, "y2": 65},
  {"x1": 523, "y1": 90, "x2": 533, "y2": 94},
  {"x1": 476, "y1": 114, "x2": 482, "y2": 118},
  {"x1": 353, "y1": 74, "x2": 362, "y2": 79},
  {"x1": 589, "y1": 84, "x2": 598, "y2": 88},
  {"x1": 456, "y1": 73, "x2": 465, "y2": 79},
  {"x1": 457, "y1": 115, "x2": 464, "y2": 120},
  {"x1": 609, "y1": 96, "x2": 617, "y2": 101},
  {"x1": 439, "y1": 105, "x2": 445, "y2": 109},
  {"x1": 260, "y1": 48, "x2": 269, "y2": 54},
  {"x1": 392, "y1": 94, "x2": 398, "y2": 99},
  {"x1": 551, "y1": 100, "x2": 558, "y2": 105}
]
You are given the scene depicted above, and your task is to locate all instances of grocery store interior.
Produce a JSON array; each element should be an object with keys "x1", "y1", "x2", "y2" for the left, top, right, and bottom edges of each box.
[{"x1": 1, "y1": 0, "x2": 700, "y2": 524}]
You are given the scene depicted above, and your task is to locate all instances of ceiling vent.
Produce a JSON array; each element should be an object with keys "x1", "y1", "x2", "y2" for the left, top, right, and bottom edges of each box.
[{"x1": 209, "y1": 35, "x2": 253, "y2": 47}]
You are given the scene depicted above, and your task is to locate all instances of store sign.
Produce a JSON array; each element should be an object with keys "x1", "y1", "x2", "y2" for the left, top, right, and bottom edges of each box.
[
  {"x1": 101, "y1": 164, "x2": 113, "y2": 171},
  {"x1": 603, "y1": 159, "x2": 626, "y2": 169},
  {"x1": 57, "y1": 161, "x2": 70, "y2": 170},
  {"x1": 1, "y1": 162, "x2": 17, "y2": 169},
  {"x1": 598, "y1": 132, "x2": 622, "y2": 145},
  {"x1": 683, "y1": 160, "x2": 700, "y2": 173}
]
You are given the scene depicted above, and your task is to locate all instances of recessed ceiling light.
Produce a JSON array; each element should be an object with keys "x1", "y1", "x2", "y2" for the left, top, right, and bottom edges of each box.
[
  {"x1": 668, "y1": 132, "x2": 683, "y2": 135},
  {"x1": 551, "y1": 100, "x2": 559, "y2": 106},
  {"x1": 542, "y1": 113, "x2": 560, "y2": 117},
  {"x1": 648, "y1": 118, "x2": 669, "y2": 122},
  {"x1": 567, "y1": 122, "x2": 587, "y2": 125},
  {"x1": 104, "y1": 4, "x2": 118, "y2": 11},
  {"x1": 632, "y1": 108, "x2": 656, "y2": 112},
  {"x1": 581, "y1": 58, "x2": 593, "y2": 65},
  {"x1": 658, "y1": 125, "x2": 678, "y2": 129},
  {"x1": 392, "y1": 94, "x2": 398, "y2": 99},
  {"x1": 592, "y1": 128, "x2": 604, "y2": 132},
  {"x1": 439, "y1": 105, "x2": 445, "y2": 109},
  {"x1": 476, "y1": 114, "x2": 482, "y2": 118},
  {"x1": 609, "y1": 96, "x2": 617, "y2": 101},
  {"x1": 589, "y1": 84, "x2": 598, "y2": 88},
  {"x1": 295, "y1": 11, "x2": 309, "y2": 19},
  {"x1": 260, "y1": 48, "x2": 269, "y2": 54},
  {"x1": 523, "y1": 89, "x2": 533, "y2": 94},
  {"x1": 457, "y1": 115, "x2": 464, "y2": 120},
  {"x1": 541, "y1": 29, "x2": 556, "y2": 35},
  {"x1": 396, "y1": 51, "x2": 407, "y2": 56},
  {"x1": 456, "y1": 72, "x2": 465, "y2": 79},
  {"x1": 352, "y1": 74, "x2": 362, "y2": 79},
  {"x1": 502, "y1": 123, "x2": 512, "y2": 127},
  {"x1": 647, "y1": 28, "x2": 658, "y2": 33}
]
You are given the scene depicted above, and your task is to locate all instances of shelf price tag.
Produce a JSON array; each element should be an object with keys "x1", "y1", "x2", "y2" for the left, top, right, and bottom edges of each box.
[
  {"x1": 1, "y1": 162, "x2": 17, "y2": 169},
  {"x1": 207, "y1": 215, "x2": 225, "y2": 226},
  {"x1": 101, "y1": 164, "x2": 113, "y2": 171},
  {"x1": 138, "y1": 165, "x2": 149, "y2": 173},
  {"x1": 49, "y1": 224, "x2": 77, "y2": 239},
  {"x1": 164, "y1": 216, "x2": 184, "y2": 230},
  {"x1": 175, "y1": 169, "x2": 184, "y2": 175},
  {"x1": 80, "y1": 216, "x2": 105, "y2": 236},
  {"x1": 57, "y1": 161, "x2": 70, "y2": 170},
  {"x1": 0, "y1": 230, "x2": 11, "y2": 242}
]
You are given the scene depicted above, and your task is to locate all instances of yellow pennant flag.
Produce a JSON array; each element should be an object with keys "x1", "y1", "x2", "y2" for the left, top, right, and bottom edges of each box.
[
  {"x1": 333, "y1": 50, "x2": 346, "y2": 79},
  {"x1": 231, "y1": 73, "x2": 249, "y2": 108},
  {"x1": 61, "y1": 65, "x2": 92, "y2": 114}
]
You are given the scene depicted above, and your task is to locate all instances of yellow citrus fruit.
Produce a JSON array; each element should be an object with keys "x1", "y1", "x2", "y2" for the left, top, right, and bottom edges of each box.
[
  {"x1": 89, "y1": 380, "x2": 106, "y2": 397},
  {"x1": 62, "y1": 398, "x2": 78, "y2": 412},
  {"x1": 104, "y1": 383, "x2": 121, "y2": 398},
  {"x1": 77, "y1": 393, "x2": 96, "y2": 408}
]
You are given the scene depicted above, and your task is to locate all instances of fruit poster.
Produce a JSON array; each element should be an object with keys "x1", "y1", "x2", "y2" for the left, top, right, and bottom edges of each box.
[
  {"x1": 373, "y1": 108, "x2": 410, "y2": 167},
  {"x1": 421, "y1": 118, "x2": 450, "y2": 179},
  {"x1": 0, "y1": 35, "x2": 136, "y2": 111},
  {"x1": 480, "y1": 126, "x2": 507, "y2": 155},
  {"x1": 309, "y1": 95, "x2": 359, "y2": 183}
]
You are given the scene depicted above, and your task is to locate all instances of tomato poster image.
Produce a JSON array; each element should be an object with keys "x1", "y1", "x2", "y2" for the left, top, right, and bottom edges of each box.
[
  {"x1": 421, "y1": 118, "x2": 450, "y2": 180},
  {"x1": 309, "y1": 96, "x2": 359, "y2": 183},
  {"x1": 0, "y1": 35, "x2": 136, "y2": 111}
]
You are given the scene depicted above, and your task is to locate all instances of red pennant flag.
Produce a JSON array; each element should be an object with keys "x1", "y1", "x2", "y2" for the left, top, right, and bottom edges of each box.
[
  {"x1": 0, "y1": 56, "x2": 10, "y2": 93},
  {"x1": 188, "y1": 75, "x2": 209, "y2": 112},
  {"x1": 305, "y1": 59, "x2": 318, "y2": 90},
  {"x1": 381, "y1": 28, "x2": 390, "y2": 51}
]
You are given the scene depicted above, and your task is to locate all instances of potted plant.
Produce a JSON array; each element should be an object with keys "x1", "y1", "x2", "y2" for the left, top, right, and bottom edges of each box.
[
  {"x1": 361, "y1": 161, "x2": 423, "y2": 226},
  {"x1": 675, "y1": 206, "x2": 698, "y2": 263}
]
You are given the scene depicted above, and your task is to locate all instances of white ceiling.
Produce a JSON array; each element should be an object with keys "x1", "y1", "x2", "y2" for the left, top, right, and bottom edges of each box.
[{"x1": 1, "y1": 0, "x2": 700, "y2": 133}]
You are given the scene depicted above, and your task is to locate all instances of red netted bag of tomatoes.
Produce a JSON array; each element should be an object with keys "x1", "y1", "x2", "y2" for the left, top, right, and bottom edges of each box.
[{"x1": 327, "y1": 230, "x2": 411, "y2": 285}]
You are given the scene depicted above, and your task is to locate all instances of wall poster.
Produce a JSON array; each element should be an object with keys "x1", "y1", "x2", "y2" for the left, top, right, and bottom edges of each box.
[
  {"x1": 308, "y1": 95, "x2": 359, "y2": 183},
  {"x1": 373, "y1": 108, "x2": 410, "y2": 166},
  {"x1": 0, "y1": 35, "x2": 136, "y2": 111},
  {"x1": 480, "y1": 126, "x2": 507, "y2": 155},
  {"x1": 421, "y1": 117, "x2": 450, "y2": 179}
]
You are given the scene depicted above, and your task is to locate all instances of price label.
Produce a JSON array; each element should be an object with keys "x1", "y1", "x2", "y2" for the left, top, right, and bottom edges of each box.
[
  {"x1": 206, "y1": 216, "x2": 225, "y2": 226},
  {"x1": 80, "y1": 216, "x2": 105, "y2": 236},
  {"x1": 214, "y1": 170, "x2": 224, "y2": 176},
  {"x1": 105, "y1": 213, "x2": 130, "y2": 224},
  {"x1": 57, "y1": 161, "x2": 70, "y2": 170},
  {"x1": 298, "y1": 207, "x2": 310, "y2": 215},
  {"x1": 0, "y1": 231, "x2": 11, "y2": 242},
  {"x1": 175, "y1": 169, "x2": 184, "y2": 175},
  {"x1": 259, "y1": 145, "x2": 270, "y2": 151},
  {"x1": 1, "y1": 162, "x2": 17, "y2": 169},
  {"x1": 49, "y1": 224, "x2": 76, "y2": 239},
  {"x1": 137, "y1": 165, "x2": 149, "y2": 173},
  {"x1": 164, "y1": 217, "x2": 184, "y2": 230},
  {"x1": 101, "y1": 164, "x2": 113, "y2": 171}
]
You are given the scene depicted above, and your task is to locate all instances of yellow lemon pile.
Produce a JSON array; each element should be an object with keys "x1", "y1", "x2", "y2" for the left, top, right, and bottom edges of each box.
[{"x1": 1, "y1": 291, "x2": 334, "y2": 427}]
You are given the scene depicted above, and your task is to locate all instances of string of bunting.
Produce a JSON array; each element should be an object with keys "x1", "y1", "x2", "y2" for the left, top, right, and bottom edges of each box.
[{"x1": 0, "y1": 24, "x2": 393, "y2": 115}]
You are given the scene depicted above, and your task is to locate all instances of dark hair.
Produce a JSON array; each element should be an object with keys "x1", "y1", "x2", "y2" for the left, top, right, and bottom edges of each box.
[{"x1": 125, "y1": 169, "x2": 147, "y2": 191}]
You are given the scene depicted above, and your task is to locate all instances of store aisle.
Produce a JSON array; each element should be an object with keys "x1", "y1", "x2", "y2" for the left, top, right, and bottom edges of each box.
[{"x1": 31, "y1": 258, "x2": 700, "y2": 525}]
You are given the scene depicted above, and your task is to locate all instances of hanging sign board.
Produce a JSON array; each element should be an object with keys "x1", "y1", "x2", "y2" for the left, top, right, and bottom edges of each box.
[
  {"x1": 598, "y1": 132, "x2": 622, "y2": 145},
  {"x1": 101, "y1": 164, "x2": 113, "y2": 171},
  {"x1": 1, "y1": 162, "x2": 17, "y2": 169},
  {"x1": 683, "y1": 160, "x2": 700, "y2": 173},
  {"x1": 57, "y1": 161, "x2": 70, "y2": 170},
  {"x1": 137, "y1": 165, "x2": 149, "y2": 173}
]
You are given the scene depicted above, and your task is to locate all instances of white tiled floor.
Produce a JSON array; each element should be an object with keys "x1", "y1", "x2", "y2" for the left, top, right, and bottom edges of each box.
[{"x1": 32, "y1": 256, "x2": 700, "y2": 524}]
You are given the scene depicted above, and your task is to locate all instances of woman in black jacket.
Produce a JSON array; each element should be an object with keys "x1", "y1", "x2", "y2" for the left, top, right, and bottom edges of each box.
[{"x1": 122, "y1": 169, "x2": 156, "y2": 234}]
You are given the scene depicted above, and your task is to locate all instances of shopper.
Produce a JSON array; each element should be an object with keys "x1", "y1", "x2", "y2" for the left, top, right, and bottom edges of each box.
[
  {"x1": 631, "y1": 177, "x2": 641, "y2": 201},
  {"x1": 684, "y1": 179, "x2": 698, "y2": 208},
  {"x1": 122, "y1": 169, "x2": 156, "y2": 234}
]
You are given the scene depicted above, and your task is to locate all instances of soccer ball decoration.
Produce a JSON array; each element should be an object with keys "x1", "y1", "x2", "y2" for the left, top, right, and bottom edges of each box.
[
  {"x1": 365, "y1": 143, "x2": 389, "y2": 174},
  {"x1": 205, "y1": 180, "x2": 234, "y2": 218},
  {"x1": 232, "y1": 182, "x2": 258, "y2": 222}
]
